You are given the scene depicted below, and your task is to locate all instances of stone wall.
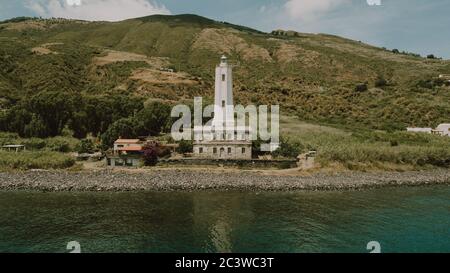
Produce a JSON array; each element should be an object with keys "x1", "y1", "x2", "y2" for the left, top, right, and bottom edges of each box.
[{"x1": 159, "y1": 158, "x2": 297, "y2": 169}]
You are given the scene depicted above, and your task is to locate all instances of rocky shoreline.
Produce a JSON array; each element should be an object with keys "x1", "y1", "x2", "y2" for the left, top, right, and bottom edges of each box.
[{"x1": 1, "y1": 169, "x2": 450, "y2": 192}]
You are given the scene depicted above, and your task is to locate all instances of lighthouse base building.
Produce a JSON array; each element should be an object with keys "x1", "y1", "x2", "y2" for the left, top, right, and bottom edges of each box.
[
  {"x1": 193, "y1": 141, "x2": 252, "y2": 160},
  {"x1": 193, "y1": 56, "x2": 252, "y2": 160}
]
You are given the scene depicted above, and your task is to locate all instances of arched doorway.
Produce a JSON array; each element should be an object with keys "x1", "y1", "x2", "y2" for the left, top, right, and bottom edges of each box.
[{"x1": 220, "y1": 148, "x2": 225, "y2": 158}]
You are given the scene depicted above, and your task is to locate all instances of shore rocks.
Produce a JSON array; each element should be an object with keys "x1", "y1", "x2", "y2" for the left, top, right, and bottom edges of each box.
[{"x1": 0, "y1": 169, "x2": 450, "y2": 192}]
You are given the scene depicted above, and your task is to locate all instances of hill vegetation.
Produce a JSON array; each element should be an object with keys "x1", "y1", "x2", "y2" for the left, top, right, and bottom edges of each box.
[{"x1": 1, "y1": 14, "x2": 450, "y2": 170}]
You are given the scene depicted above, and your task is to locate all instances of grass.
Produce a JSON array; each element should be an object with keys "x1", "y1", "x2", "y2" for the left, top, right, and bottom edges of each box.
[
  {"x1": 0, "y1": 132, "x2": 80, "y2": 152},
  {"x1": 281, "y1": 116, "x2": 450, "y2": 171},
  {"x1": 0, "y1": 150, "x2": 75, "y2": 170},
  {"x1": 0, "y1": 133, "x2": 77, "y2": 171}
]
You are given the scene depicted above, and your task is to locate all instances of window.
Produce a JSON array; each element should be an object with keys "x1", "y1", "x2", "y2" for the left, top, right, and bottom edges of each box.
[
  {"x1": 199, "y1": 148, "x2": 203, "y2": 154},
  {"x1": 242, "y1": 148, "x2": 246, "y2": 154},
  {"x1": 213, "y1": 148, "x2": 217, "y2": 154},
  {"x1": 222, "y1": 74, "x2": 226, "y2": 81},
  {"x1": 126, "y1": 159, "x2": 133, "y2": 167},
  {"x1": 222, "y1": 100, "x2": 226, "y2": 108},
  {"x1": 228, "y1": 148, "x2": 232, "y2": 154}
]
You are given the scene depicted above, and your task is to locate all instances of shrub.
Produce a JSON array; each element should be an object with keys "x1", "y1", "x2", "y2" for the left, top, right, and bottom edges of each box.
[
  {"x1": 417, "y1": 78, "x2": 445, "y2": 89},
  {"x1": 375, "y1": 77, "x2": 388, "y2": 88},
  {"x1": 252, "y1": 139, "x2": 271, "y2": 157},
  {"x1": 273, "y1": 138, "x2": 304, "y2": 158},
  {"x1": 390, "y1": 140, "x2": 399, "y2": 147},
  {"x1": 76, "y1": 139, "x2": 95, "y2": 154},
  {"x1": 142, "y1": 143, "x2": 159, "y2": 166},
  {"x1": 0, "y1": 132, "x2": 21, "y2": 146},
  {"x1": 45, "y1": 137, "x2": 72, "y2": 152},
  {"x1": 158, "y1": 145, "x2": 172, "y2": 158},
  {"x1": 355, "y1": 83, "x2": 368, "y2": 92},
  {"x1": 417, "y1": 79, "x2": 434, "y2": 89},
  {"x1": 21, "y1": 138, "x2": 46, "y2": 150},
  {"x1": 176, "y1": 140, "x2": 193, "y2": 154}
]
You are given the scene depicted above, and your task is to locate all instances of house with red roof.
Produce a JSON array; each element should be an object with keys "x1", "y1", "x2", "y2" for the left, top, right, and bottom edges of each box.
[{"x1": 113, "y1": 139, "x2": 144, "y2": 155}]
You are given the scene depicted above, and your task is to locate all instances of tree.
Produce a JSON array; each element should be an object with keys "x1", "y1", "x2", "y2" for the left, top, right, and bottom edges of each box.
[
  {"x1": 70, "y1": 110, "x2": 89, "y2": 139},
  {"x1": 28, "y1": 91, "x2": 77, "y2": 137},
  {"x1": 3, "y1": 105, "x2": 32, "y2": 136},
  {"x1": 134, "y1": 102, "x2": 171, "y2": 136},
  {"x1": 101, "y1": 118, "x2": 137, "y2": 148},
  {"x1": 69, "y1": 95, "x2": 145, "y2": 138},
  {"x1": 427, "y1": 54, "x2": 436, "y2": 59},
  {"x1": 24, "y1": 114, "x2": 47, "y2": 138}
]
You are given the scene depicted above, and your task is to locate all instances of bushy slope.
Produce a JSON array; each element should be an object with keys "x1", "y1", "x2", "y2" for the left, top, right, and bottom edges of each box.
[{"x1": 1, "y1": 15, "x2": 450, "y2": 131}]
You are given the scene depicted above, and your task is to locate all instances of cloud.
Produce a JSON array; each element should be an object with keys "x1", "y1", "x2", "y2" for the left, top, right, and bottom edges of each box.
[
  {"x1": 284, "y1": 0, "x2": 351, "y2": 21},
  {"x1": 26, "y1": 0, "x2": 171, "y2": 22}
]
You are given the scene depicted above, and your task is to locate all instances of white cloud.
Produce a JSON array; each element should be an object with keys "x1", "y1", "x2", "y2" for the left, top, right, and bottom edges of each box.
[
  {"x1": 27, "y1": 0, "x2": 171, "y2": 22},
  {"x1": 284, "y1": 0, "x2": 350, "y2": 21}
]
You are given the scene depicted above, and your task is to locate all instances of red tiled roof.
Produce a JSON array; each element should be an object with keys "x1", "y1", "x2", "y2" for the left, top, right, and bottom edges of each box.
[
  {"x1": 117, "y1": 146, "x2": 143, "y2": 152},
  {"x1": 114, "y1": 139, "x2": 141, "y2": 144}
]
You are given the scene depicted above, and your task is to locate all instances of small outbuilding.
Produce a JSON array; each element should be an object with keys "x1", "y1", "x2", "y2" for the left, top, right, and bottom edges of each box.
[
  {"x1": 1, "y1": 145, "x2": 26, "y2": 153},
  {"x1": 297, "y1": 151, "x2": 317, "y2": 170},
  {"x1": 407, "y1": 124, "x2": 450, "y2": 137}
]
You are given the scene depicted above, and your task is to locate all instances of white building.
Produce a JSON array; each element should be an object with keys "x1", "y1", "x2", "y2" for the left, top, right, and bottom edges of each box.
[
  {"x1": 193, "y1": 56, "x2": 252, "y2": 160},
  {"x1": 434, "y1": 124, "x2": 450, "y2": 136},
  {"x1": 407, "y1": 124, "x2": 450, "y2": 136},
  {"x1": 407, "y1": 128, "x2": 432, "y2": 134},
  {"x1": 439, "y1": 74, "x2": 450, "y2": 82}
]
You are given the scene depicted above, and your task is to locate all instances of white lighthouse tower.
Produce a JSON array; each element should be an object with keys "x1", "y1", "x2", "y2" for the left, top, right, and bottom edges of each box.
[
  {"x1": 213, "y1": 55, "x2": 234, "y2": 129},
  {"x1": 192, "y1": 56, "x2": 252, "y2": 160}
]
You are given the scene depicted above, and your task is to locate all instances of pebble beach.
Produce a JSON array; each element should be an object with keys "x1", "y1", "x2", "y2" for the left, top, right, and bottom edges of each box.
[{"x1": 1, "y1": 169, "x2": 450, "y2": 192}]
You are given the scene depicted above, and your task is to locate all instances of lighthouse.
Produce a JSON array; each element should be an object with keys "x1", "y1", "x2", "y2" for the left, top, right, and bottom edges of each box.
[
  {"x1": 213, "y1": 55, "x2": 234, "y2": 129},
  {"x1": 192, "y1": 56, "x2": 252, "y2": 160}
]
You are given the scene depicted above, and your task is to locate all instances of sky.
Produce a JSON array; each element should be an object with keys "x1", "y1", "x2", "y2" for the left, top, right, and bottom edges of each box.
[{"x1": 0, "y1": 0, "x2": 449, "y2": 59}]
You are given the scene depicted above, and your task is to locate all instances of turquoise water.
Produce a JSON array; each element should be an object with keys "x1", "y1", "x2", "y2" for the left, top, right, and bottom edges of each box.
[{"x1": 0, "y1": 186, "x2": 449, "y2": 253}]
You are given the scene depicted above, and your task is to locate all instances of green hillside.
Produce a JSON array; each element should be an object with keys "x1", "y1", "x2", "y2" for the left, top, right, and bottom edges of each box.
[{"x1": 1, "y1": 14, "x2": 450, "y2": 133}]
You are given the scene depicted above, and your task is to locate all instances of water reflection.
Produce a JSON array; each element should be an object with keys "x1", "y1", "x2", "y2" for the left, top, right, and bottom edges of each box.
[{"x1": 0, "y1": 186, "x2": 448, "y2": 253}]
